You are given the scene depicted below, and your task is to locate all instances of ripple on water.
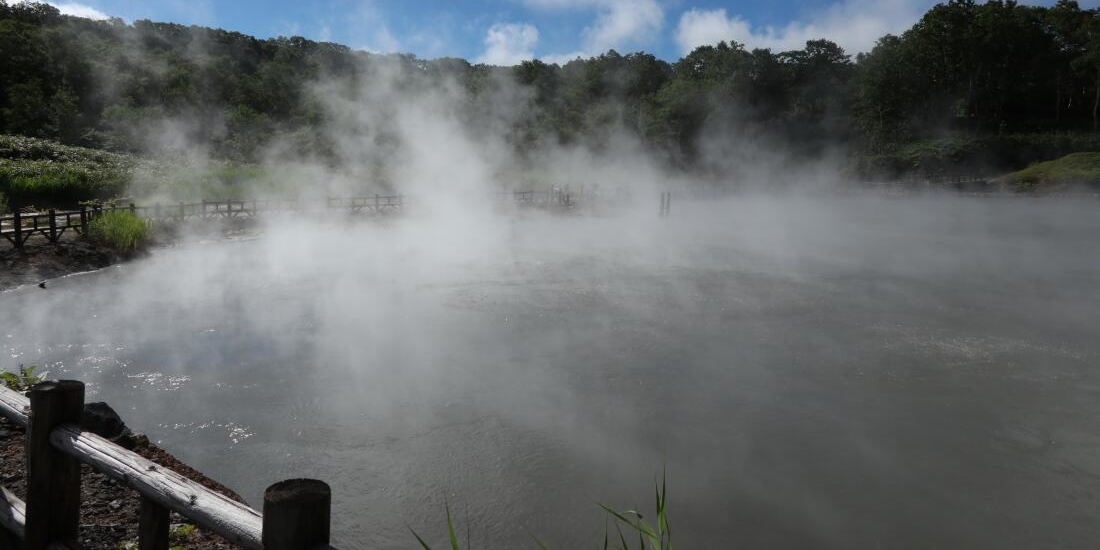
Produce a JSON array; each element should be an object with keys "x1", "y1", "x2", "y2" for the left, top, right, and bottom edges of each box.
[
  {"x1": 125, "y1": 371, "x2": 191, "y2": 391},
  {"x1": 156, "y1": 420, "x2": 255, "y2": 445}
]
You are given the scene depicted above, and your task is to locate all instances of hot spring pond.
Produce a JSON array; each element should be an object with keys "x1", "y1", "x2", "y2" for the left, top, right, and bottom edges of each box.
[{"x1": 2, "y1": 197, "x2": 1099, "y2": 548}]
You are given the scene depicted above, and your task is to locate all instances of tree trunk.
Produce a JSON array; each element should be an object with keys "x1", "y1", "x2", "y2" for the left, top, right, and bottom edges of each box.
[
  {"x1": 1056, "y1": 72, "x2": 1062, "y2": 123},
  {"x1": 1094, "y1": 67, "x2": 1099, "y2": 132}
]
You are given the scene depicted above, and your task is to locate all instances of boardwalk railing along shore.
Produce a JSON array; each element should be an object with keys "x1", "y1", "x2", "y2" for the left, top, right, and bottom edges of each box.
[{"x1": 0, "y1": 381, "x2": 335, "y2": 549}]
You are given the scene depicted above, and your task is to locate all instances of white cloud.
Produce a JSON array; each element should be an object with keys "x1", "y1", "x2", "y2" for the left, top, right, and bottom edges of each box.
[
  {"x1": 524, "y1": 0, "x2": 663, "y2": 59},
  {"x1": 675, "y1": 0, "x2": 932, "y2": 55},
  {"x1": 476, "y1": 22, "x2": 539, "y2": 66},
  {"x1": 540, "y1": 50, "x2": 587, "y2": 65},
  {"x1": 584, "y1": 0, "x2": 662, "y2": 53},
  {"x1": 12, "y1": 0, "x2": 110, "y2": 19}
]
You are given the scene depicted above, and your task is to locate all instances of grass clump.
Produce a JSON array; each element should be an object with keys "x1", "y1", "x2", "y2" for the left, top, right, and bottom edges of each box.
[
  {"x1": 88, "y1": 210, "x2": 149, "y2": 252},
  {"x1": 1001, "y1": 152, "x2": 1100, "y2": 192},
  {"x1": 411, "y1": 471, "x2": 671, "y2": 550}
]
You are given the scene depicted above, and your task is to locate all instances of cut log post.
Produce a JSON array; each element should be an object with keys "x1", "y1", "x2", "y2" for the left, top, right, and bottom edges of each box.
[
  {"x1": 80, "y1": 206, "x2": 88, "y2": 235},
  {"x1": 262, "y1": 479, "x2": 331, "y2": 550},
  {"x1": 47, "y1": 209, "x2": 58, "y2": 242},
  {"x1": 12, "y1": 210, "x2": 21, "y2": 249},
  {"x1": 139, "y1": 496, "x2": 170, "y2": 550},
  {"x1": 25, "y1": 380, "x2": 84, "y2": 549}
]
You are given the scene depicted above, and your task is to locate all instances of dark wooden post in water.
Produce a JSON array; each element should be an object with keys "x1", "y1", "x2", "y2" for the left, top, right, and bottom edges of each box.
[
  {"x1": 139, "y1": 496, "x2": 170, "y2": 550},
  {"x1": 12, "y1": 210, "x2": 21, "y2": 249},
  {"x1": 47, "y1": 209, "x2": 58, "y2": 242},
  {"x1": 263, "y1": 479, "x2": 331, "y2": 549},
  {"x1": 25, "y1": 380, "x2": 84, "y2": 549}
]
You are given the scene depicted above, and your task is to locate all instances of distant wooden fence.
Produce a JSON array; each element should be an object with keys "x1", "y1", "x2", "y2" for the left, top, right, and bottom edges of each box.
[
  {"x1": 0, "y1": 381, "x2": 335, "y2": 549},
  {"x1": 0, "y1": 190, "x2": 588, "y2": 249},
  {"x1": 0, "y1": 196, "x2": 408, "y2": 249}
]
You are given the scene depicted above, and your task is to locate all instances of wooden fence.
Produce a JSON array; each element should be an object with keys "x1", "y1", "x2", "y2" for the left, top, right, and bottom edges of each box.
[
  {"x1": 0, "y1": 381, "x2": 335, "y2": 549},
  {"x1": 0, "y1": 189, "x2": 587, "y2": 249},
  {"x1": 0, "y1": 196, "x2": 407, "y2": 249}
]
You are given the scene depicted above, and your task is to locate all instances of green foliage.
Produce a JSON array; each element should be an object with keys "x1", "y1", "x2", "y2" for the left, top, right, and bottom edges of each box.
[
  {"x1": 2, "y1": 0, "x2": 1100, "y2": 183},
  {"x1": 857, "y1": 133, "x2": 1100, "y2": 179},
  {"x1": 597, "y1": 470, "x2": 671, "y2": 550},
  {"x1": 0, "y1": 134, "x2": 132, "y2": 207},
  {"x1": 411, "y1": 472, "x2": 671, "y2": 550},
  {"x1": 1001, "y1": 152, "x2": 1100, "y2": 191},
  {"x1": 88, "y1": 210, "x2": 148, "y2": 251},
  {"x1": 0, "y1": 365, "x2": 47, "y2": 392}
]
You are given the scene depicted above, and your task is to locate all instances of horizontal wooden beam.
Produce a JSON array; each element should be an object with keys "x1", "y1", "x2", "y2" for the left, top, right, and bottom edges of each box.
[
  {"x1": 0, "y1": 486, "x2": 26, "y2": 539},
  {"x1": 0, "y1": 386, "x2": 29, "y2": 428},
  {"x1": 49, "y1": 424, "x2": 264, "y2": 549}
]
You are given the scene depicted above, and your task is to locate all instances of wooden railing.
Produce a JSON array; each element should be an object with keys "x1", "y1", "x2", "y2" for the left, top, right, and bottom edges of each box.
[
  {"x1": 0, "y1": 196, "x2": 407, "y2": 249},
  {"x1": 0, "y1": 381, "x2": 335, "y2": 549}
]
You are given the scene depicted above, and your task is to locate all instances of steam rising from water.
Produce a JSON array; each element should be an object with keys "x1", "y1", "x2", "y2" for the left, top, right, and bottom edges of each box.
[{"x1": 4, "y1": 196, "x2": 1100, "y2": 548}]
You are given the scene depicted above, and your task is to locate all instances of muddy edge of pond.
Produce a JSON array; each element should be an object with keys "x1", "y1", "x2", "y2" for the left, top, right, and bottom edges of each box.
[
  {"x1": 0, "y1": 235, "x2": 129, "y2": 292},
  {"x1": 0, "y1": 414, "x2": 248, "y2": 549}
]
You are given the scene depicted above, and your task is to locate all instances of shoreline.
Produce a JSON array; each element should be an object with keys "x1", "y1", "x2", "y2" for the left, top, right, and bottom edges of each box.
[{"x1": 0, "y1": 236, "x2": 123, "y2": 292}]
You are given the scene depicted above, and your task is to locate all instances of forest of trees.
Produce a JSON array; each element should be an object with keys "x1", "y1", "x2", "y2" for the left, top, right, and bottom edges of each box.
[{"x1": 2, "y1": 0, "x2": 1100, "y2": 178}]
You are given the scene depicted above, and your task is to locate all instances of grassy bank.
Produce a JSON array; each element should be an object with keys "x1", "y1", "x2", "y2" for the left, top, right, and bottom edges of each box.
[
  {"x1": 0, "y1": 135, "x2": 133, "y2": 208},
  {"x1": 856, "y1": 133, "x2": 1100, "y2": 180},
  {"x1": 1000, "y1": 152, "x2": 1100, "y2": 192},
  {"x1": 0, "y1": 134, "x2": 282, "y2": 208}
]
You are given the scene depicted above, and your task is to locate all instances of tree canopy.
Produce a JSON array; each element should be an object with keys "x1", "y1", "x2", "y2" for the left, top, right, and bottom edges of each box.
[{"x1": 1, "y1": 0, "x2": 1099, "y2": 175}]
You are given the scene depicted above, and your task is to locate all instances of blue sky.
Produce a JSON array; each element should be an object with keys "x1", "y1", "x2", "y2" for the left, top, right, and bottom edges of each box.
[{"x1": 18, "y1": 0, "x2": 1098, "y2": 63}]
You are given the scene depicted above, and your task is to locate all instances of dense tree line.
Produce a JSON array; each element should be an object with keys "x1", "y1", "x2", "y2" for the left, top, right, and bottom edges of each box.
[{"x1": 1, "y1": 0, "x2": 1099, "y2": 175}]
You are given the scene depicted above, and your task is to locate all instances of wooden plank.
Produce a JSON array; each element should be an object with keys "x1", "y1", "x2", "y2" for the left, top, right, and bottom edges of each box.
[
  {"x1": 25, "y1": 380, "x2": 84, "y2": 549},
  {"x1": 0, "y1": 386, "x2": 29, "y2": 427},
  {"x1": 49, "y1": 424, "x2": 264, "y2": 550},
  {"x1": 0, "y1": 486, "x2": 26, "y2": 540}
]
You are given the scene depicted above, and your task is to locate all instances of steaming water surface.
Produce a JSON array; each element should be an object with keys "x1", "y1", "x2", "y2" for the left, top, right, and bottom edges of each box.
[{"x1": 3, "y1": 197, "x2": 1099, "y2": 548}]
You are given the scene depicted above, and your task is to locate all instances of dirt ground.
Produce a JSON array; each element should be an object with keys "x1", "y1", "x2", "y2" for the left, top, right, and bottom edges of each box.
[{"x1": 0, "y1": 234, "x2": 120, "y2": 292}]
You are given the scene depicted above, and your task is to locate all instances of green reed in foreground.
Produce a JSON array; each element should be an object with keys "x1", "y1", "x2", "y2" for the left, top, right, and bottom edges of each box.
[{"x1": 411, "y1": 470, "x2": 670, "y2": 550}]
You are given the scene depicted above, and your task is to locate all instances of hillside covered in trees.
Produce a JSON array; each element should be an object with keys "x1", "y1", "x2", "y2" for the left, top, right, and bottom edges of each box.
[{"x1": 2, "y1": 0, "x2": 1100, "y2": 184}]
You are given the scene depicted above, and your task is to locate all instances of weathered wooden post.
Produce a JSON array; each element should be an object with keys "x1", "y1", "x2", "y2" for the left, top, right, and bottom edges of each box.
[
  {"x1": 139, "y1": 496, "x2": 170, "y2": 550},
  {"x1": 47, "y1": 209, "x2": 58, "y2": 242},
  {"x1": 25, "y1": 380, "x2": 84, "y2": 549},
  {"x1": 80, "y1": 206, "x2": 88, "y2": 235},
  {"x1": 130, "y1": 203, "x2": 137, "y2": 216},
  {"x1": 12, "y1": 210, "x2": 22, "y2": 249},
  {"x1": 374, "y1": 193, "x2": 380, "y2": 212},
  {"x1": 263, "y1": 479, "x2": 331, "y2": 549}
]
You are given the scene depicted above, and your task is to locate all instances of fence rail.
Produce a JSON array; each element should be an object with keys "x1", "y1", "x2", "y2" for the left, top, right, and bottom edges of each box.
[
  {"x1": 0, "y1": 381, "x2": 335, "y2": 549},
  {"x1": 1, "y1": 190, "x2": 583, "y2": 249}
]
